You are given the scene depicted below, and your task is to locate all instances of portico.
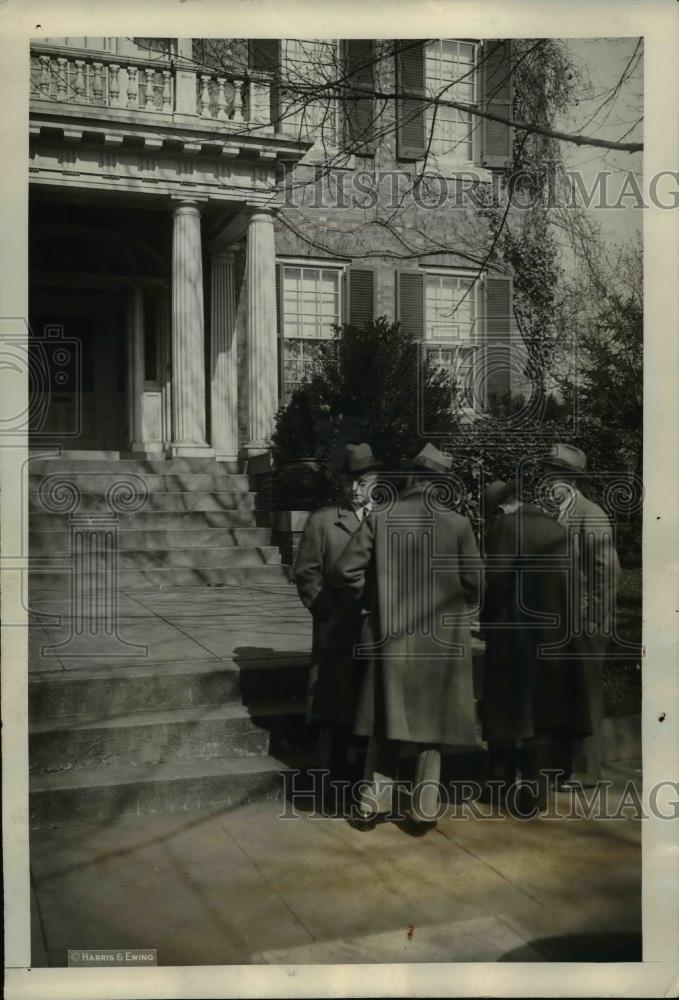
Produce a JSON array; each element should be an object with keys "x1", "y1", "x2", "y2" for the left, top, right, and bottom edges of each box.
[{"x1": 29, "y1": 35, "x2": 311, "y2": 465}]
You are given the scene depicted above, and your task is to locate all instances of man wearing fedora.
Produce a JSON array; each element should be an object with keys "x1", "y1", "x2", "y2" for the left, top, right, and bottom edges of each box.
[
  {"x1": 480, "y1": 477, "x2": 593, "y2": 812},
  {"x1": 330, "y1": 443, "x2": 484, "y2": 834},
  {"x1": 294, "y1": 443, "x2": 380, "y2": 800},
  {"x1": 540, "y1": 443, "x2": 620, "y2": 787}
]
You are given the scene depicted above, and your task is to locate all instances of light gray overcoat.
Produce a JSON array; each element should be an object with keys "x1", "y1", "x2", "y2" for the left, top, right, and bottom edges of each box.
[{"x1": 330, "y1": 484, "x2": 484, "y2": 746}]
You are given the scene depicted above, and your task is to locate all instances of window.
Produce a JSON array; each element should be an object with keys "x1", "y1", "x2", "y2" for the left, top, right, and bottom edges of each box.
[
  {"x1": 424, "y1": 40, "x2": 478, "y2": 161},
  {"x1": 424, "y1": 271, "x2": 481, "y2": 408},
  {"x1": 281, "y1": 264, "x2": 343, "y2": 398},
  {"x1": 281, "y1": 39, "x2": 339, "y2": 144},
  {"x1": 425, "y1": 273, "x2": 477, "y2": 342}
]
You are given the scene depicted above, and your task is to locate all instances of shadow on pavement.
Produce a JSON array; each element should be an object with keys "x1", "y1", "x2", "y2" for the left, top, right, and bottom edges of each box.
[{"x1": 499, "y1": 931, "x2": 642, "y2": 962}]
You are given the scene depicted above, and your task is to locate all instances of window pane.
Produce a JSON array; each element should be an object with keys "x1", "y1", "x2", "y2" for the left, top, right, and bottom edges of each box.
[
  {"x1": 425, "y1": 274, "x2": 476, "y2": 341},
  {"x1": 282, "y1": 40, "x2": 339, "y2": 143},
  {"x1": 282, "y1": 265, "x2": 341, "y2": 339},
  {"x1": 425, "y1": 39, "x2": 477, "y2": 159}
]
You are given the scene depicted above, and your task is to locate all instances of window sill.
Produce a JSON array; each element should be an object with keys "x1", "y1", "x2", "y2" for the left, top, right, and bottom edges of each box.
[{"x1": 413, "y1": 160, "x2": 494, "y2": 185}]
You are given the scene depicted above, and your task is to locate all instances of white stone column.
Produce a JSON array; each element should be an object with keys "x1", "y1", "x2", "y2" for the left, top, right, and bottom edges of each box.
[
  {"x1": 243, "y1": 209, "x2": 278, "y2": 461},
  {"x1": 210, "y1": 245, "x2": 240, "y2": 467},
  {"x1": 127, "y1": 285, "x2": 145, "y2": 452},
  {"x1": 157, "y1": 287, "x2": 172, "y2": 451},
  {"x1": 170, "y1": 198, "x2": 213, "y2": 457}
]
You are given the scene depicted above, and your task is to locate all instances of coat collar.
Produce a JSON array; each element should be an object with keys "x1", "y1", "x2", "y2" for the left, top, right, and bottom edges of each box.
[{"x1": 335, "y1": 503, "x2": 360, "y2": 535}]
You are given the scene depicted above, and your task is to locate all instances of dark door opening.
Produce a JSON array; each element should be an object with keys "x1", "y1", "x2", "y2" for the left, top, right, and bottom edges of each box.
[{"x1": 29, "y1": 286, "x2": 127, "y2": 452}]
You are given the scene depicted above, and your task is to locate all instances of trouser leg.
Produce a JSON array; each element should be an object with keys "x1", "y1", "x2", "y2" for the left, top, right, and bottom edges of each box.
[
  {"x1": 551, "y1": 733, "x2": 574, "y2": 785},
  {"x1": 519, "y1": 736, "x2": 552, "y2": 811},
  {"x1": 485, "y1": 740, "x2": 518, "y2": 802},
  {"x1": 411, "y1": 747, "x2": 442, "y2": 821},
  {"x1": 571, "y1": 658, "x2": 604, "y2": 785},
  {"x1": 357, "y1": 734, "x2": 401, "y2": 816},
  {"x1": 323, "y1": 724, "x2": 354, "y2": 779},
  {"x1": 487, "y1": 740, "x2": 518, "y2": 784}
]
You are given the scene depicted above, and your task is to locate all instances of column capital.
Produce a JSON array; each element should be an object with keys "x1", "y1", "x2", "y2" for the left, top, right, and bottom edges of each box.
[
  {"x1": 246, "y1": 206, "x2": 277, "y2": 224},
  {"x1": 170, "y1": 196, "x2": 207, "y2": 215}
]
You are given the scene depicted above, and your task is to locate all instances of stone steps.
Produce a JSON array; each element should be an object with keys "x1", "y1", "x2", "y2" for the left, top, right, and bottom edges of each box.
[
  {"x1": 27, "y1": 455, "x2": 305, "y2": 827},
  {"x1": 29, "y1": 490, "x2": 257, "y2": 513},
  {"x1": 29, "y1": 753, "x2": 298, "y2": 828},
  {"x1": 30, "y1": 701, "x2": 305, "y2": 774},
  {"x1": 30, "y1": 545, "x2": 281, "y2": 570},
  {"x1": 29, "y1": 526, "x2": 272, "y2": 552},
  {"x1": 29, "y1": 656, "x2": 310, "y2": 721},
  {"x1": 31, "y1": 509, "x2": 263, "y2": 530},
  {"x1": 29, "y1": 457, "x2": 237, "y2": 473},
  {"x1": 29, "y1": 564, "x2": 291, "y2": 590},
  {"x1": 30, "y1": 473, "x2": 252, "y2": 492}
]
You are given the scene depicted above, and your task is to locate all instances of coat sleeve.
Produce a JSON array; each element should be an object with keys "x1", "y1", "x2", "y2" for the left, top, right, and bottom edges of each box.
[
  {"x1": 294, "y1": 514, "x2": 331, "y2": 618},
  {"x1": 328, "y1": 514, "x2": 375, "y2": 598},
  {"x1": 581, "y1": 507, "x2": 620, "y2": 630},
  {"x1": 459, "y1": 517, "x2": 484, "y2": 612}
]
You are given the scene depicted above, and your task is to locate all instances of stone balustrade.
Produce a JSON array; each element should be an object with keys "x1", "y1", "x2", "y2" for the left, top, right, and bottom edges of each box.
[
  {"x1": 30, "y1": 42, "x2": 275, "y2": 128},
  {"x1": 30, "y1": 44, "x2": 175, "y2": 113},
  {"x1": 196, "y1": 71, "x2": 245, "y2": 123}
]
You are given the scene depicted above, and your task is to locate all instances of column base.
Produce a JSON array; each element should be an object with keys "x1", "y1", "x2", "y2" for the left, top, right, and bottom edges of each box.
[
  {"x1": 130, "y1": 441, "x2": 163, "y2": 454},
  {"x1": 214, "y1": 452, "x2": 240, "y2": 468},
  {"x1": 241, "y1": 444, "x2": 271, "y2": 475},
  {"x1": 169, "y1": 444, "x2": 216, "y2": 458}
]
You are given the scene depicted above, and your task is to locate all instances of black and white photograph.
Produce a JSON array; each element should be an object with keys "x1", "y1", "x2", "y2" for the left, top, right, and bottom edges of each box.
[{"x1": 1, "y1": 1, "x2": 678, "y2": 997}]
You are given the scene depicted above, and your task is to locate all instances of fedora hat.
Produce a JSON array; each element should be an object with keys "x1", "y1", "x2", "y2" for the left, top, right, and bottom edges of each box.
[
  {"x1": 343, "y1": 443, "x2": 380, "y2": 475},
  {"x1": 483, "y1": 478, "x2": 518, "y2": 516},
  {"x1": 540, "y1": 443, "x2": 587, "y2": 473},
  {"x1": 410, "y1": 442, "x2": 453, "y2": 476}
]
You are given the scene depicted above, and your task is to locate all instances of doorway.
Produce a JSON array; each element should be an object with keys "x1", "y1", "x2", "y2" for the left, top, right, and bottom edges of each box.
[{"x1": 29, "y1": 286, "x2": 127, "y2": 451}]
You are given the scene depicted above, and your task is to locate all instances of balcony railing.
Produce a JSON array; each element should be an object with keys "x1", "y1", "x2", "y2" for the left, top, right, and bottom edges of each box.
[
  {"x1": 30, "y1": 45, "x2": 175, "y2": 113},
  {"x1": 30, "y1": 42, "x2": 273, "y2": 126}
]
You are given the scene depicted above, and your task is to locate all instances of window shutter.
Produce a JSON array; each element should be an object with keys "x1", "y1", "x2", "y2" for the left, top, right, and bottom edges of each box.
[
  {"x1": 480, "y1": 40, "x2": 513, "y2": 170},
  {"x1": 484, "y1": 274, "x2": 512, "y2": 398},
  {"x1": 341, "y1": 40, "x2": 376, "y2": 155},
  {"x1": 396, "y1": 271, "x2": 424, "y2": 338},
  {"x1": 396, "y1": 41, "x2": 426, "y2": 161},
  {"x1": 346, "y1": 268, "x2": 375, "y2": 329},
  {"x1": 248, "y1": 39, "x2": 281, "y2": 128}
]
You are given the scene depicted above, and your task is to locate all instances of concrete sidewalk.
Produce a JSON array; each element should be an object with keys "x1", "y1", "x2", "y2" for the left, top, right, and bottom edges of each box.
[{"x1": 31, "y1": 760, "x2": 642, "y2": 966}]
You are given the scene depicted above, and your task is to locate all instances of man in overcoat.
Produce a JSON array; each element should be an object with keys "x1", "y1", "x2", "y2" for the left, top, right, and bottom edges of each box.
[
  {"x1": 294, "y1": 443, "x2": 379, "y2": 790},
  {"x1": 540, "y1": 443, "x2": 620, "y2": 787},
  {"x1": 480, "y1": 478, "x2": 594, "y2": 810},
  {"x1": 329, "y1": 443, "x2": 484, "y2": 834}
]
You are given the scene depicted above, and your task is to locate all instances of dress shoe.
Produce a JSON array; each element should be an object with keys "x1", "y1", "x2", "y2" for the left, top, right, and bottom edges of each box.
[
  {"x1": 404, "y1": 816, "x2": 438, "y2": 837},
  {"x1": 348, "y1": 813, "x2": 380, "y2": 832}
]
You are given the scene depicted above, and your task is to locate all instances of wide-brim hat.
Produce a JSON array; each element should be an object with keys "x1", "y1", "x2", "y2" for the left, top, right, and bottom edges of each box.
[
  {"x1": 343, "y1": 443, "x2": 380, "y2": 475},
  {"x1": 409, "y1": 442, "x2": 453, "y2": 476},
  {"x1": 540, "y1": 443, "x2": 587, "y2": 473},
  {"x1": 484, "y1": 478, "x2": 518, "y2": 516}
]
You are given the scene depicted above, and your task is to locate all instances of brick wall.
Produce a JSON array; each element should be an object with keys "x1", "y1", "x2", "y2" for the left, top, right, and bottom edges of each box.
[{"x1": 232, "y1": 38, "x2": 517, "y2": 453}]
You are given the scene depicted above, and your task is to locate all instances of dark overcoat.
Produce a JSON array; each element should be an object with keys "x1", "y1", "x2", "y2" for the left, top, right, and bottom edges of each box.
[
  {"x1": 329, "y1": 484, "x2": 484, "y2": 746},
  {"x1": 481, "y1": 504, "x2": 594, "y2": 742},
  {"x1": 294, "y1": 504, "x2": 365, "y2": 727}
]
